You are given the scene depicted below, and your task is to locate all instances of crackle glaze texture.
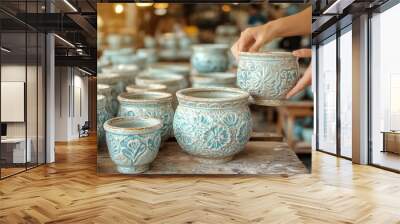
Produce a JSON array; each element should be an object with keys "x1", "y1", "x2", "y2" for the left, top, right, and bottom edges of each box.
[
  {"x1": 105, "y1": 129, "x2": 161, "y2": 174},
  {"x1": 119, "y1": 101, "x2": 174, "y2": 142},
  {"x1": 237, "y1": 53, "x2": 300, "y2": 100},
  {"x1": 173, "y1": 98, "x2": 252, "y2": 162},
  {"x1": 191, "y1": 46, "x2": 229, "y2": 73}
]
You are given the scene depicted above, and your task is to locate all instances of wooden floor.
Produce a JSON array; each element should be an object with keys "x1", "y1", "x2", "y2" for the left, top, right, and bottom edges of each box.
[{"x1": 1, "y1": 135, "x2": 400, "y2": 224}]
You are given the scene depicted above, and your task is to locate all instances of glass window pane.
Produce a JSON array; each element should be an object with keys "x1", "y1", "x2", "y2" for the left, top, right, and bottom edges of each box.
[
  {"x1": 371, "y1": 3, "x2": 400, "y2": 171},
  {"x1": 339, "y1": 29, "x2": 352, "y2": 158},
  {"x1": 317, "y1": 37, "x2": 337, "y2": 154}
]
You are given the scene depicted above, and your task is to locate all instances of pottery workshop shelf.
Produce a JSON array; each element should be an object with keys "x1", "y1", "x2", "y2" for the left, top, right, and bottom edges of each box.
[{"x1": 97, "y1": 140, "x2": 308, "y2": 176}]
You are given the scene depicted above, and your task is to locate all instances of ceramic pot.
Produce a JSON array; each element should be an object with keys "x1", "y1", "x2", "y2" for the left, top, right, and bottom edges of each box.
[
  {"x1": 107, "y1": 34, "x2": 123, "y2": 49},
  {"x1": 159, "y1": 33, "x2": 177, "y2": 49},
  {"x1": 112, "y1": 54, "x2": 146, "y2": 69},
  {"x1": 144, "y1": 35, "x2": 157, "y2": 48},
  {"x1": 104, "y1": 117, "x2": 162, "y2": 174},
  {"x1": 148, "y1": 63, "x2": 190, "y2": 85},
  {"x1": 173, "y1": 87, "x2": 252, "y2": 164},
  {"x1": 97, "y1": 84, "x2": 114, "y2": 116},
  {"x1": 97, "y1": 95, "x2": 111, "y2": 145},
  {"x1": 118, "y1": 91, "x2": 174, "y2": 142},
  {"x1": 237, "y1": 52, "x2": 300, "y2": 105},
  {"x1": 126, "y1": 84, "x2": 168, "y2": 93},
  {"x1": 137, "y1": 48, "x2": 158, "y2": 64},
  {"x1": 191, "y1": 72, "x2": 236, "y2": 88},
  {"x1": 135, "y1": 73, "x2": 186, "y2": 95},
  {"x1": 98, "y1": 73, "x2": 130, "y2": 116},
  {"x1": 191, "y1": 44, "x2": 229, "y2": 73},
  {"x1": 102, "y1": 64, "x2": 139, "y2": 85}
]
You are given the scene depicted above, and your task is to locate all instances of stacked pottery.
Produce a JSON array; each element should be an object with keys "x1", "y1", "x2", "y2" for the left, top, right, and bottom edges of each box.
[
  {"x1": 237, "y1": 52, "x2": 300, "y2": 106},
  {"x1": 190, "y1": 72, "x2": 236, "y2": 88},
  {"x1": 126, "y1": 84, "x2": 167, "y2": 93},
  {"x1": 173, "y1": 87, "x2": 252, "y2": 164},
  {"x1": 104, "y1": 117, "x2": 162, "y2": 174},
  {"x1": 97, "y1": 73, "x2": 130, "y2": 116},
  {"x1": 97, "y1": 95, "x2": 111, "y2": 145},
  {"x1": 118, "y1": 91, "x2": 174, "y2": 142}
]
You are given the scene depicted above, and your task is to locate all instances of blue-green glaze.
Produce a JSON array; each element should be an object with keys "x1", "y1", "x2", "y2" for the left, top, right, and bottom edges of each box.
[
  {"x1": 191, "y1": 44, "x2": 229, "y2": 73},
  {"x1": 98, "y1": 72, "x2": 131, "y2": 116},
  {"x1": 173, "y1": 87, "x2": 252, "y2": 164},
  {"x1": 104, "y1": 117, "x2": 162, "y2": 174},
  {"x1": 237, "y1": 52, "x2": 300, "y2": 103},
  {"x1": 118, "y1": 91, "x2": 174, "y2": 142},
  {"x1": 97, "y1": 95, "x2": 112, "y2": 145}
]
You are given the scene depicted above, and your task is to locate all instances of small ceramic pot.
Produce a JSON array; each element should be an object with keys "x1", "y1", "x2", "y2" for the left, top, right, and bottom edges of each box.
[
  {"x1": 98, "y1": 73, "x2": 130, "y2": 116},
  {"x1": 102, "y1": 64, "x2": 139, "y2": 85},
  {"x1": 237, "y1": 52, "x2": 300, "y2": 105},
  {"x1": 191, "y1": 44, "x2": 229, "y2": 73},
  {"x1": 135, "y1": 73, "x2": 186, "y2": 95},
  {"x1": 144, "y1": 35, "x2": 157, "y2": 48},
  {"x1": 97, "y1": 95, "x2": 111, "y2": 145},
  {"x1": 118, "y1": 91, "x2": 174, "y2": 142},
  {"x1": 137, "y1": 48, "x2": 158, "y2": 64},
  {"x1": 97, "y1": 84, "x2": 114, "y2": 116},
  {"x1": 173, "y1": 87, "x2": 252, "y2": 164},
  {"x1": 112, "y1": 54, "x2": 146, "y2": 69},
  {"x1": 104, "y1": 117, "x2": 162, "y2": 174},
  {"x1": 126, "y1": 84, "x2": 168, "y2": 93},
  {"x1": 148, "y1": 63, "x2": 190, "y2": 85},
  {"x1": 159, "y1": 33, "x2": 177, "y2": 49},
  {"x1": 107, "y1": 34, "x2": 123, "y2": 49},
  {"x1": 179, "y1": 36, "x2": 192, "y2": 49},
  {"x1": 191, "y1": 72, "x2": 236, "y2": 88}
]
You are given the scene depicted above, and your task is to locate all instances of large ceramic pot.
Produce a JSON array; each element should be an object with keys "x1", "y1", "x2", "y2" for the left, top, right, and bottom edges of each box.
[
  {"x1": 104, "y1": 117, "x2": 162, "y2": 174},
  {"x1": 126, "y1": 84, "x2": 167, "y2": 93},
  {"x1": 135, "y1": 73, "x2": 186, "y2": 95},
  {"x1": 191, "y1": 44, "x2": 229, "y2": 73},
  {"x1": 173, "y1": 87, "x2": 252, "y2": 164},
  {"x1": 191, "y1": 72, "x2": 236, "y2": 88},
  {"x1": 237, "y1": 52, "x2": 300, "y2": 105},
  {"x1": 98, "y1": 73, "x2": 130, "y2": 116},
  {"x1": 118, "y1": 91, "x2": 174, "y2": 142},
  {"x1": 97, "y1": 95, "x2": 111, "y2": 145}
]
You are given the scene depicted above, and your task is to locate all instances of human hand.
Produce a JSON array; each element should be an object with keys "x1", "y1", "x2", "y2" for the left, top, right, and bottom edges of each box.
[
  {"x1": 286, "y1": 49, "x2": 312, "y2": 99},
  {"x1": 230, "y1": 23, "x2": 277, "y2": 59}
]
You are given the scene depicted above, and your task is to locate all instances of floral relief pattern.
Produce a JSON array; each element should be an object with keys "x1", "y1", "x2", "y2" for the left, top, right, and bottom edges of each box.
[
  {"x1": 173, "y1": 104, "x2": 252, "y2": 159},
  {"x1": 237, "y1": 57, "x2": 299, "y2": 100},
  {"x1": 97, "y1": 108, "x2": 111, "y2": 144}
]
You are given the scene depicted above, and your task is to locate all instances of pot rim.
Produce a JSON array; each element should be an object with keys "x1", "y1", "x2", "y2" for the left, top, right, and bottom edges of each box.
[
  {"x1": 104, "y1": 117, "x2": 162, "y2": 135},
  {"x1": 126, "y1": 84, "x2": 168, "y2": 92},
  {"x1": 176, "y1": 87, "x2": 249, "y2": 103},
  {"x1": 191, "y1": 72, "x2": 236, "y2": 84},
  {"x1": 192, "y1": 43, "x2": 229, "y2": 51},
  {"x1": 239, "y1": 51, "x2": 295, "y2": 58},
  {"x1": 97, "y1": 72, "x2": 124, "y2": 84},
  {"x1": 97, "y1": 83, "x2": 111, "y2": 90},
  {"x1": 149, "y1": 63, "x2": 190, "y2": 75},
  {"x1": 118, "y1": 91, "x2": 173, "y2": 104},
  {"x1": 136, "y1": 73, "x2": 184, "y2": 85}
]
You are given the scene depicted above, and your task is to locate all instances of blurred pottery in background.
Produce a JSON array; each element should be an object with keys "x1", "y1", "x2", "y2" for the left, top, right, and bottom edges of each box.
[
  {"x1": 178, "y1": 35, "x2": 192, "y2": 49},
  {"x1": 118, "y1": 91, "x2": 174, "y2": 142},
  {"x1": 216, "y1": 25, "x2": 238, "y2": 36},
  {"x1": 148, "y1": 63, "x2": 190, "y2": 85},
  {"x1": 191, "y1": 44, "x2": 229, "y2": 73},
  {"x1": 97, "y1": 84, "x2": 113, "y2": 116},
  {"x1": 302, "y1": 128, "x2": 313, "y2": 144},
  {"x1": 237, "y1": 52, "x2": 300, "y2": 105},
  {"x1": 112, "y1": 54, "x2": 146, "y2": 69},
  {"x1": 98, "y1": 73, "x2": 130, "y2": 116},
  {"x1": 135, "y1": 73, "x2": 187, "y2": 95},
  {"x1": 97, "y1": 95, "x2": 111, "y2": 145},
  {"x1": 137, "y1": 48, "x2": 158, "y2": 64},
  {"x1": 173, "y1": 87, "x2": 252, "y2": 164},
  {"x1": 104, "y1": 117, "x2": 162, "y2": 174},
  {"x1": 126, "y1": 84, "x2": 167, "y2": 93},
  {"x1": 191, "y1": 72, "x2": 236, "y2": 88},
  {"x1": 144, "y1": 35, "x2": 157, "y2": 48},
  {"x1": 107, "y1": 34, "x2": 123, "y2": 49},
  {"x1": 159, "y1": 33, "x2": 177, "y2": 49},
  {"x1": 102, "y1": 64, "x2": 139, "y2": 84}
]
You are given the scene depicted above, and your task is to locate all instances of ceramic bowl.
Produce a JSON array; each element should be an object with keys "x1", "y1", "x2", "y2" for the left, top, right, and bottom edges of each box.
[
  {"x1": 191, "y1": 72, "x2": 236, "y2": 88},
  {"x1": 118, "y1": 91, "x2": 174, "y2": 142},
  {"x1": 104, "y1": 117, "x2": 162, "y2": 174},
  {"x1": 173, "y1": 87, "x2": 252, "y2": 164},
  {"x1": 97, "y1": 95, "x2": 111, "y2": 145},
  {"x1": 98, "y1": 73, "x2": 130, "y2": 116},
  {"x1": 135, "y1": 73, "x2": 186, "y2": 94},
  {"x1": 237, "y1": 52, "x2": 300, "y2": 105},
  {"x1": 191, "y1": 44, "x2": 229, "y2": 73},
  {"x1": 126, "y1": 84, "x2": 168, "y2": 93}
]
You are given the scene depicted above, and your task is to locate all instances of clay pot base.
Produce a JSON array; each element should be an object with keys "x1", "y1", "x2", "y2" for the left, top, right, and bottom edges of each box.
[
  {"x1": 250, "y1": 97, "x2": 288, "y2": 107},
  {"x1": 117, "y1": 164, "x2": 149, "y2": 174},
  {"x1": 193, "y1": 155, "x2": 234, "y2": 164}
]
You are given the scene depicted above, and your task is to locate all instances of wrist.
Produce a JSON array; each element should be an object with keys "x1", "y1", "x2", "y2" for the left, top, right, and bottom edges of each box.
[{"x1": 264, "y1": 19, "x2": 282, "y2": 39}]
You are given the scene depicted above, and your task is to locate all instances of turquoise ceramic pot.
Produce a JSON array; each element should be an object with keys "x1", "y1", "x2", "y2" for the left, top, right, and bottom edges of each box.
[
  {"x1": 237, "y1": 52, "x2": 300, "y2": 105},
  {"x1": 135, "y1": 73, "x2": 186, "y2": 94},
  {"x1": 191, "y1": 72, "x2": 236, "y2": 88},
  {"x1": 126, "y1": 84, "x2": 167, "y2": 93},
  {"x1": 191, "y1": 44, "x2": 229, "y2": 73},
  {"x1": 148, "y1": 63, "x2": 191, "y2": 86},
  {"x1": 97, "y1": 73, "x2": 129, "y2": 116},
  {"x1": 173, "y1": 87, "x2": 252, "y2": 164},
  {"x1": 302, "y1": 128, "x2": 313, "y2": 144},
  {"x1": 97, "y1": 95, "x2": 111, "y2": 145},
  {"x1": 97, "y1": 84, "x2": 114, "y2": 117},
  {"x1": 118, "y1": 91, "x2": 174, "y2": 142},
  {"x1": 102, "y1": 64, "x2": 140, "y2": 85},
  {"x1": 104, "y1": 117, "x2": 162, "y2": 174}
]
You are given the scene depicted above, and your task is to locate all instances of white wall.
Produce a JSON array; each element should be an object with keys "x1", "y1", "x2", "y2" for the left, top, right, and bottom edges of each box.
[{"x1": 54, "y1": 67, "x2": 89, "y2": 141}]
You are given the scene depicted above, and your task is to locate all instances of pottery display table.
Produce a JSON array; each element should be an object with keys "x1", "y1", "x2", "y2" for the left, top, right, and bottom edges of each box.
[{"x1": 98, "y1": 141, "x2": 308, "y2": 176}]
